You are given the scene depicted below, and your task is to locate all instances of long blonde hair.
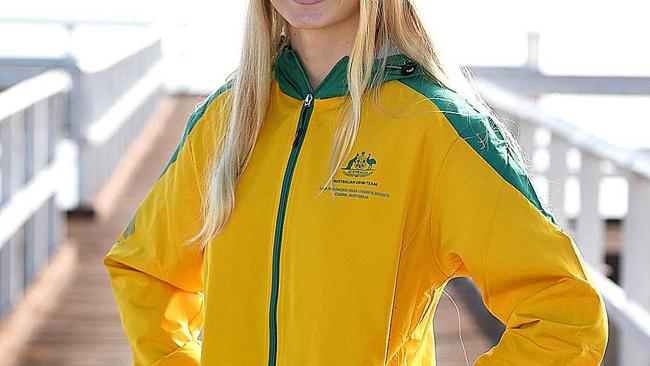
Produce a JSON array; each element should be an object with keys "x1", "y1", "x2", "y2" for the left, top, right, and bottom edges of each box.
[{"x1": 188, "y1": 0, "x2": 527, "y2": 250}]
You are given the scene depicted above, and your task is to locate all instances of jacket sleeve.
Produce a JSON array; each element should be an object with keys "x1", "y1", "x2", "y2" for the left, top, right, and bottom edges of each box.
[
  {"x1": 103, "y1": 103, "x2": 209, "y2": 366},
  {"x1": 430, "y1": 114, "x2": 609, "y2": 365}
]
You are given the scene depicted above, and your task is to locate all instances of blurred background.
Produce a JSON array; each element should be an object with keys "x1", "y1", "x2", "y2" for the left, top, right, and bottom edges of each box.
[{"x1": 0, "y1": 0, "x2": 649, "y2": 365}]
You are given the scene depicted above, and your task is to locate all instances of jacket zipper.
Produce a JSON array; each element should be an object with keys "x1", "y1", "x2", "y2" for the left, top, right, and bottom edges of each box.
[{"x1": 268, "y1": 92, "x2": 314, "y2": 366}]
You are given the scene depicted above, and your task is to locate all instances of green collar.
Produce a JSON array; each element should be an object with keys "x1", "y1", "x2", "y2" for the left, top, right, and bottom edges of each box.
[{"x1": 273, "y1": 43, "x2": 423, "y2": 100}]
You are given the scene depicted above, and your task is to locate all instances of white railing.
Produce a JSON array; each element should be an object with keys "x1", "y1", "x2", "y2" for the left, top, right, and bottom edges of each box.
[
  {"x1": 476, "y1": 78, "x2": 650, "y2": 366},
  {"x1": 0, "y1": 70, "x2": 71, "y2": 319},
  {"x1": 0, "y1": 20, "x2": 163, "y2": 213},
  {"x1": 74, "y1": 31, "x2": 163, "y2": 211}
]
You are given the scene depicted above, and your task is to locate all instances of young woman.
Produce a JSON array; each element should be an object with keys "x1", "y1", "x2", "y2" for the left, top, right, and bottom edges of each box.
[{"x1": 104, "y1": 0, "x2": 608, "y2": 365}]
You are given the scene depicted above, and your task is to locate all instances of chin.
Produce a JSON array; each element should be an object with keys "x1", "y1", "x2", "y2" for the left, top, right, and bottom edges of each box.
[
  {"x1": 285, "y1": 12, "x2": 331, "y2": 29},
  {"x1": 272, "y1": 0, "x2": 356, "y2": 30}
]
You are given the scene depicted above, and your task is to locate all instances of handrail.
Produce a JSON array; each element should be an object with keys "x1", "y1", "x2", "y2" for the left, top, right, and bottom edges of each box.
[
  {"x1": 0, "y1": 70, "x2": 69, "y2": 320},
  {"x1": 0, "y1": 29, "x2": 160, "y2": 76},
  {"x1": 84, "y1": 62, "x2": 162, "y2": 145},
  {"x1": 0, "y1": 160, "x2": 62, "y2": 247},
  {"x1": 476, "y1": 79, "x2": 650, "y2": 180},
  {"x1": 0, "y1": 70, "x2": 72, "y2": 122}
]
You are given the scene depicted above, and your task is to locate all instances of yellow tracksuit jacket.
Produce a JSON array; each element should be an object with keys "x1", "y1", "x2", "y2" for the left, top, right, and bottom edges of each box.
[{"x1": 104, "y1": 44, "x2": 608, "y2": 365}]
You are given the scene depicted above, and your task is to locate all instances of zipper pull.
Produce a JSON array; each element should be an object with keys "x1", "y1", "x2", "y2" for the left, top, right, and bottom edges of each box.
[
  {"x1": 304, "y1": 93, "x2": 313, "y2": 108},
  {"x1": 293, "y1": 93, "x2": 313, "y2": 146}
]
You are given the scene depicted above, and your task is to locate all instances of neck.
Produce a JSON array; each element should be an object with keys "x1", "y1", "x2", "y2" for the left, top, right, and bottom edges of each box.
[{"x1": 287, "y1": 15, "x2": 359, "y2": 91}]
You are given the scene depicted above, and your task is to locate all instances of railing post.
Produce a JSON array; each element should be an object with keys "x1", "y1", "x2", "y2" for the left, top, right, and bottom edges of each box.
[
  {"x1": 620, "y1": 172, "x2": 650, "y2": 366},
  {"x1": 0, "y1": 119, "x2": 9, "y2": 205},
  {"x1": 548, "y1": 133, "x2": 570, "y2": 230},
  {"x1": 576, "y1": 152, "x2": 606, "y2": 272},
  {"x1": 526, "y1": 31, "x2": 540, "y2": 72}
]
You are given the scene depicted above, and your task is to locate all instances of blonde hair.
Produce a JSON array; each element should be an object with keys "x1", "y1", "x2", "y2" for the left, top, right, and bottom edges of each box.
[{"x1": 188, "y1": 0, "x2": 527, "y2": 250}]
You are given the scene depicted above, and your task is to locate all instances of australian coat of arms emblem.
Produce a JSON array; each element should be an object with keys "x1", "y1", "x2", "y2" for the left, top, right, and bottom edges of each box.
[{"x1": 341, "y1": 151, "x2": 376, "y2": 177}]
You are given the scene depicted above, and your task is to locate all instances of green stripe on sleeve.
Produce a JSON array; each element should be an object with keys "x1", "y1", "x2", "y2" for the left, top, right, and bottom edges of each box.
[{"x1": 398, "y1": 76, "x2": 558, "y2": 226}]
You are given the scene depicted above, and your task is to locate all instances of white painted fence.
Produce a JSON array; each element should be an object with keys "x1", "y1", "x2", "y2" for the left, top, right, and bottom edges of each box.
[
  {"x1": 0, "y1": 20, "x2": 162, "y2": 213},
  {"x1": 0, "y1": 70, "x2": 71, "y2": 318},
  {"x1": 73, "y1": 31, "x2": 163, "y2": 211}
]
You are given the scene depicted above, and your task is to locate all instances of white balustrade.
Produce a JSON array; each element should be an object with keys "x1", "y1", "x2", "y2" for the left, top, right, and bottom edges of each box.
[
  {"x1": 0, "y1": 21, "x2": 163, "y2": 212},
  {"x1": 0, "y1": 70, "x2": 70, "y2": 318}
]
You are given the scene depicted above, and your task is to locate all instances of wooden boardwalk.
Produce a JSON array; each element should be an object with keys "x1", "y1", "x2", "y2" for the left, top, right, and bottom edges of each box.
[{"x1": 12, "y1": 95, "x2": 494, "y2": 366}]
